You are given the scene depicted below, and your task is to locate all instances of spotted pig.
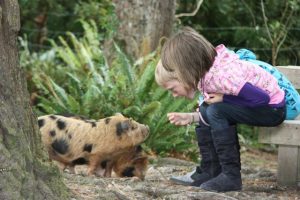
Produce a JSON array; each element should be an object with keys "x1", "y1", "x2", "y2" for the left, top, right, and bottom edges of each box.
[{"x1": 38, "y1": 113, "x2": 149, "y2": 177}]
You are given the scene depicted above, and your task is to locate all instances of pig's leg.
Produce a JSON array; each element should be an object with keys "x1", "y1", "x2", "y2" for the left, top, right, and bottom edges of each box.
[{"x1": 87, "y1": 155, "x2": 101, "y2": 176}]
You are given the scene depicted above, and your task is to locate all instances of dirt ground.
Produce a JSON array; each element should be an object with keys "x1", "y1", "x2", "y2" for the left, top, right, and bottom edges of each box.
[{"x1": 64, "y1": 147, "x2": 300, "y2": 200}]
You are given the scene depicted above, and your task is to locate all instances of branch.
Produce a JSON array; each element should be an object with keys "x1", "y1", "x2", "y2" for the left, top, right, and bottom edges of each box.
[
  {"x1": 279, "y1": 0, "x2": 289, "y2": 25},
  {"x1": 260, "y1": 0, "x2": 273, "y2": 43},
  {"x1": 175, "y1": 0, "x2": 204, "y2": 18},
  {"x1": 276, "y1": 9, "x2": 295, "y2": 56},
  {"x1": 240, "y1": 0, "x2": 256, "y2": 26},
  {"x1": 275, "y1": 31, "x2": 288, "y2": 57}
]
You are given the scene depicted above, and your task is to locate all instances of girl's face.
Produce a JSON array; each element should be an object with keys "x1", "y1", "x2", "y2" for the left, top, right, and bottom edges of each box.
[{"x1": 163, "y1": 80, "x2": 195, "y2": 99}]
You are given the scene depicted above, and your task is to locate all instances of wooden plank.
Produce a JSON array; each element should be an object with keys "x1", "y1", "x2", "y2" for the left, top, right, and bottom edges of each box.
[
  {"x1": 298, "y1": 150, "x2": 300, "y2": 187},
  {"x1": 258, "y1": 120, "x2": 300, "y2": 145},
  {"x1": 276, "y1": 66, "x2": 300, "y2": 88},
  {"x1": 277, "y1": 145, "x2": 300, "y2": 186}
]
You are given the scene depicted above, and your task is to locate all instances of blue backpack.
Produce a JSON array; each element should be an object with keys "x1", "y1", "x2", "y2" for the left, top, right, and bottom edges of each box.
[{"x1": 235, "y1": 49, "x2": 300, "y2": 120}]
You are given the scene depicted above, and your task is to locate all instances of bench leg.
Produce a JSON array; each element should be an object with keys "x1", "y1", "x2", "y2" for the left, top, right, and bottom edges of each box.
[{"x1": 277, "y1": 145, "x2": 300, "y2": 186}]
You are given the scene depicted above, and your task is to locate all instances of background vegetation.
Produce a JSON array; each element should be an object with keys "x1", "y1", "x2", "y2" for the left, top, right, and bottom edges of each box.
[{"x1": 19, "y1": 0, "x2": 299, "y2": 161}]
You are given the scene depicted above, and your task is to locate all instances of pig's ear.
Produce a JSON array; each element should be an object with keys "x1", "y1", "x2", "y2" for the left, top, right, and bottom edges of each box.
[
  {"x1": 116, "y1": 120, "x2": 131, "y2": 135},
  {"x1": 133, "y1": 156, "x2": 148, "y2": 165},
  {"x1": 120, "y1": 120, "x2": 130, "y2": 131},
  {"x1": 114, "y1": 113, "x2": 124, "y2": 117}
]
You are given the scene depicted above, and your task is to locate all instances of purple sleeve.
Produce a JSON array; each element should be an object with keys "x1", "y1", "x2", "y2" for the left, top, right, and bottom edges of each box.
[{"x1": 223, "y1": 83, "x2": 270, "y2": 107}]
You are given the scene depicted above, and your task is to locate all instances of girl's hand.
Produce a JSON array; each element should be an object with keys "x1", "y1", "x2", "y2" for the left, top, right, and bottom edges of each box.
[
  {"x1": 167, "y1": 112, "x2": 192, "y2": 126},
  {"x1": 205, "y1": 93, "x2": 223, "y2": 104}
]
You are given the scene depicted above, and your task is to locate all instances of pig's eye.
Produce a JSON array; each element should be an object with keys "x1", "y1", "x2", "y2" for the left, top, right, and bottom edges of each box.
[{"x1": 131, "y1": 124, "x2": 138, "y2": 130}]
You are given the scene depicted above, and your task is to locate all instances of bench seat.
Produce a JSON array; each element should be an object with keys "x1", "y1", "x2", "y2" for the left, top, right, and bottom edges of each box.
[{"x1": 258, "y1": 65, "x2": 300, "y2": 187}]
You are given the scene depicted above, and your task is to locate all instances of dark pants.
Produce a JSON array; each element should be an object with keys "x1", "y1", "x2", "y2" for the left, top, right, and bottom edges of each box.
[
  {"x1": 199, "y1": 102, "x2": 286, "y2": 131},
  {"x1": 197, "y1": 102, "x2": 285, "y2": 191}
]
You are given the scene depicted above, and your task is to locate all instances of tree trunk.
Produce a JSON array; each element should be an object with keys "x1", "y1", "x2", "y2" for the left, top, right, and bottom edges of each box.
[
  {"x1": 0, "y1": 1, "x2": 69, "y2": 199},
  {"x1": 110, "y1": 0, "x2": 176, "y2": 60}
]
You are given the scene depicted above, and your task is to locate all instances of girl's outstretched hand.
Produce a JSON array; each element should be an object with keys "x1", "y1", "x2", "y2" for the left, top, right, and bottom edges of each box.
[{"x1": 167, "y1": 112, "x2": 192, "y2": 126}]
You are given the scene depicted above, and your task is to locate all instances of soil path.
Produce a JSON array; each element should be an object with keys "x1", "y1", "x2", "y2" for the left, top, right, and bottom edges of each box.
[{"x1": 64, "y1": 148, "x2": 299, "y2": 199}]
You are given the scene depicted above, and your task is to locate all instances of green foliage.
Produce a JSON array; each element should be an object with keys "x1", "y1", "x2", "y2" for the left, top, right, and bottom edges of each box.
[
  {"x1": 74, "y1": 0, "x2": 118, "y2": 39},
  {"x1": 177, "y1": 0, "x2": 300, "y2": 65},
  {"x1": 19, "y1": 0, "x2": 117, "y2": 48},
  {"x1": 237, "y1": 125, "x2": 258, "y2": 146},
  {"x1": 20, "y1": 21, "x2": 198, "y2": 158}
]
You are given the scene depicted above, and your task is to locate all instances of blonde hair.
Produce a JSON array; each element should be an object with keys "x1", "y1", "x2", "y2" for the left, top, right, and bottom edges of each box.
[
  {"x1": 155, "y1": 60, "x2": 178, "y2": 87},
  {"x1": 161, "y1": 27, "x2": 216, "y2": 90}
]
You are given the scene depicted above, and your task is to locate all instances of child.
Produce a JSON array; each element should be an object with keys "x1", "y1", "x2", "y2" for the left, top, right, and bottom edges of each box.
[{"x1": 155, "y1": 27, "x2": 286, "y2": 192}]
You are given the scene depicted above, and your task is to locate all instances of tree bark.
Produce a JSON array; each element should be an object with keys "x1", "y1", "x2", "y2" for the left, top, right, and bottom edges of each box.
[
  {"x1": 110, "y1": 0, "x2": 176, "y2": 60},
  {"x1": 0, "y1": 1, "x2": 69, "y2": 199}
]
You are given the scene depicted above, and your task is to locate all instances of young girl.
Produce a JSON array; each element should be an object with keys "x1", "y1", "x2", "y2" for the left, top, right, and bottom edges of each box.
[{"x1": 155, "y1": 27, "x2": 286, "y2": 192}]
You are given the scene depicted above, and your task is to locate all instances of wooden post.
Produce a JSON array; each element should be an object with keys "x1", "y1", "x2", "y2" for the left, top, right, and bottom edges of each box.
[{"x1": 277, "y1": 146, "x2": 300, "y2": 186}]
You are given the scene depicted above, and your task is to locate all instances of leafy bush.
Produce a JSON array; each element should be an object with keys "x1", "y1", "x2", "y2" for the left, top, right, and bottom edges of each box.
[
  {"x1": 20, "y1": 21, "x2": 198, "y2": 159},
  {"x1": 19, "y1": 0, "x2": 117, "y2": 46}
]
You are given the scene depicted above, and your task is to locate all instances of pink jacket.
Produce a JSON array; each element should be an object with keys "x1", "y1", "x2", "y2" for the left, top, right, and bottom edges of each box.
[{"x1": 197, "y1": 44, "x2": 285, "y2": 105}]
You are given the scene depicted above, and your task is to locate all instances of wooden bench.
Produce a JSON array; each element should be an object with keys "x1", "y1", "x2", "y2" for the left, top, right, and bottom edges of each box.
[{"x1": 258, "y1": 66, "x2": 300, "y2": 187}]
